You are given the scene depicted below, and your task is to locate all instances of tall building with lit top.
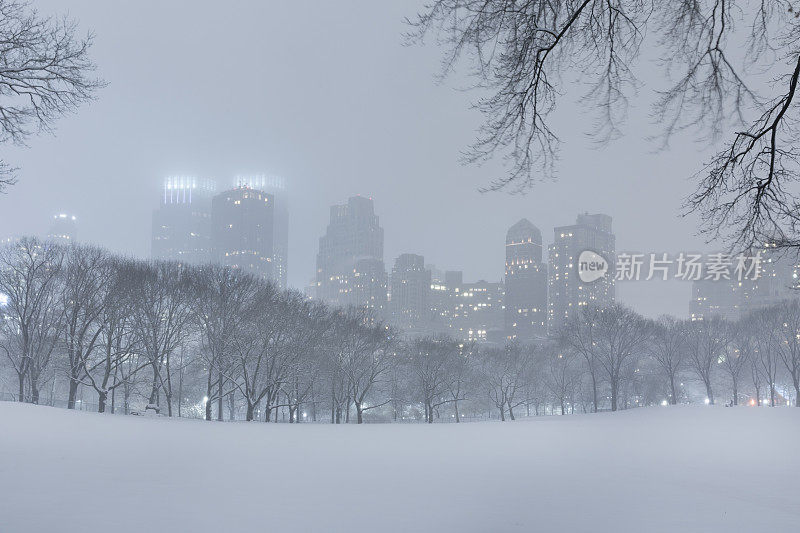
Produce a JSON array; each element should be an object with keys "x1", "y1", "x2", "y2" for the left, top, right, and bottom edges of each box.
[
  {"x1": 151, "y1": 176, "x2": 215, "y2": 265},
  {"x1": 315, "y1": 196, "x2": 386, "y2": 313},
  {"x1": 504, "y1": 219, "x2": 547, "y2": 340},
  {"x1": 548, "y1": 213, "x2": 615, "y2": 335},
  {"x1": 211, "y1": 187, "x2": 275, "y2": 281},
  {"x1": 233, "y1": 175, "x2": 288, "y2": 289},
  {"x1": 47, "y1": 213, "x2": 77, "y2": 244}
]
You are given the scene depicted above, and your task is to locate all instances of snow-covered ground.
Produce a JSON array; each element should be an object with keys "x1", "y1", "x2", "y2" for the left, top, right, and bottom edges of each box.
[{"x1": 0, "y1": 403, "x2": 797, "y2": 533}]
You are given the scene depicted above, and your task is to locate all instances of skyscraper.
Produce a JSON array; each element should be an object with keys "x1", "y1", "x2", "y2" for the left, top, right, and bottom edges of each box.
[
  {"x1": 548, "y1": 213, "x2": 615, "y2": 335},
  {"x1": 504, "y1": 219, "x2": 547, "y2": 340},
  {"x1": 315, "y1": 196, "x2": 386, "y2": 312},
  {"x1": 47, "y1": 213, "x2": 78, "y2": 244},
  {"x1": 390, "y1": 253, "x2": 431, "y2": 331},
  {"x1": 351, "y1": 257, "x2": 389, "y2": 316},
  {"x1": 429, "y1": 270, "x2": 462, "y2": 336},
  {"x1": 234, "y1": 175, "x2": 289, "y2": 289},
  {"x1": 151, "y1": 176, "x2": 215, "y2": 265},
  {"x1": 211, "y1": 186, "x2": 275, "y2": 281},
  {"x1": 691, "y1": 245, "x2": 800, "y2": 321},
  {"x1": 451, "y1": 279, "x2": 505, "y2": 342}
]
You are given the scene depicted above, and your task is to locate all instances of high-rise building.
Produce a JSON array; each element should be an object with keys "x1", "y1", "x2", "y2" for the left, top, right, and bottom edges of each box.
[
  {"x1": 429, "y1": 270, "x2": 462, "y2": 336},
  {"x1": 390, "y1": 253, "x2": 431, "y2": 331},
  {"x1": 315, "y1": 196, "x2": 386, "y2": 312},
  {"x1": 351, "y1": 257, "x2": 389, "y2": 317},
  {"x1": 691, "y1": 245, "x2": 800, "y2": 321},
  {"x1": 47, "y1": 213, "x2": 78, "y2": 244},
  {"x1": 211, "y1": 187, "x2": 275, "y2": 281},
  {"x1": 451, "y1": 279, "x2": 505, "y2": 343},
  {"x1": 548, "y1": 213, "x2": 615, "y2": 335},
  {"x1": 151, "y1": 176, "x2": 215, "y2": 265},
  {"x1": 689, "y1": 279, "x2": 742, "y2": 321},
  {"x1": 504, "y1": 219, "x2": 547, "y2": 340},
  {"x1": 234, "y1": 175, "x2": 288, "y2": 289}
]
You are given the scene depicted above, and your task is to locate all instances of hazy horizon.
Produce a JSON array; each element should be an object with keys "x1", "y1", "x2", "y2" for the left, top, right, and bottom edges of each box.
[{"x1": 0, "y1": 0, "x2": 723, "y2": 318}]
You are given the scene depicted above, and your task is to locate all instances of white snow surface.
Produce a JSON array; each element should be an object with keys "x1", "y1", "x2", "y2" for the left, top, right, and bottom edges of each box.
[{"x1": 0, "y1": 403, "x2": 797, "y2": 533}]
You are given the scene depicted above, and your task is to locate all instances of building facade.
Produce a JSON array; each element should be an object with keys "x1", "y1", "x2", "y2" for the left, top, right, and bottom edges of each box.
[
  {"x1": 211, "y1": 187, "x2": 275, "y2": 281},
  {"x1": 47, "y1": 213, "x2": 78, "y2": 244},
  {"x1": 151, "y1": 176, "x2": 215, "y2": 265},
  {"x1": 390, "y1": 253, "x2": 431, "y2": 331},
  {"x1": 315, "y1": 196, "x2": 387, "y2": 314},
  {"x1": 691, "y1": 245, "x2": 800, "y2": 321},
  {"x1": 451, "y1": 279, "x2": 505, "y2": 343},
  {"x1": 548, "y1": 213, "x2": 615, "y2": 335},
  {"x1": 504, "y1": 219, "x2": 547, "y2": 340},
  {"x1": 234, "y1": 175, "x2": 288, "y2": 289}
]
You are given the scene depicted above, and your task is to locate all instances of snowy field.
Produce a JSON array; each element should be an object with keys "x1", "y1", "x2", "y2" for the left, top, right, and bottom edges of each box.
[{"x1": 0, "y1": 403, "x2": 797, "y2": 533}]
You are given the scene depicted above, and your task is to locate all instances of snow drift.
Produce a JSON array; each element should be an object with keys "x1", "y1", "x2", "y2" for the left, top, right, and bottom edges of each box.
[{"x1": 0, "y1": 403, "x2": 797, "y2": 532}]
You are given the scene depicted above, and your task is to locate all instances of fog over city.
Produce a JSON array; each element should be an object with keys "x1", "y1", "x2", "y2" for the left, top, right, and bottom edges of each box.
[
  {"x1": 0, "y1": 0, "x2": 715, "y2": 318},
  {"x1": 3, "y1": 3, "x2": 800, "y2": 533}
]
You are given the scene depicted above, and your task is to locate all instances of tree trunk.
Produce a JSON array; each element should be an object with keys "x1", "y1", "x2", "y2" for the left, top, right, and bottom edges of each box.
[
  {"x1": 454, "y1": 401, "x2": 460, "y2": 423},
  {"x1": 17, "y1": 372, "x2": 26, "y2": 403},
  {"x1": 669, "y1": 374, "x2": 678, "y2": 405},
  {"x1": 610, "y1": 381, "x2": 619, "y2": 412},
  {"x1": 705, "y1": 381, "x2": 714, "y2": 405},
  {"x1": 148, "y1": 369, "x2": 159, "y2": 405},
  {"x1": 67, "y1": 379, "x2": 79, "y2": 409},
  {"x1": 590, "y1": 372, "x2": 598, "y2": 413},
  {"x1": 732, "y1": 378, "x2": 738, "y2": 406},
  {"x1": 246, "y1": 402, "x2": 255, "y2": 422},
  {"x1": 216, "y1": 377, "x2": 223, "y2": 422},
  {"x1": 98, "y1": 390, "x2": 107, "y2": 413}
]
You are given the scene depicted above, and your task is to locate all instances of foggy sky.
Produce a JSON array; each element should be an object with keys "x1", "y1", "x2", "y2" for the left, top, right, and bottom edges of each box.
[{"x1": 0, "y1": 0, "x2": 721, "y2": 318}]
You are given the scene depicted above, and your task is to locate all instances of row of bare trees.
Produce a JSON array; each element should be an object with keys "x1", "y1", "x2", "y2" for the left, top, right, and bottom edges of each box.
[
  {"x1": 560, "y1": 302, "x2": 800, "y2": 412},
  {"x1": 2, "y1": 238, "x2": 798, "y2": 422}
]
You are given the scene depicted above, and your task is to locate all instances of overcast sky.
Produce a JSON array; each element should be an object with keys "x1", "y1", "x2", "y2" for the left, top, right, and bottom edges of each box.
[{"x1": 0, "y1": 0, "x2": 724, "y2": 318}]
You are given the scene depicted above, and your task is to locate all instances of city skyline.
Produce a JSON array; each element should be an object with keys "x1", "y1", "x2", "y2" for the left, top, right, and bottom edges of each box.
[{"x1": 0, "y1": 0, "x2": 721, "y2": 321}]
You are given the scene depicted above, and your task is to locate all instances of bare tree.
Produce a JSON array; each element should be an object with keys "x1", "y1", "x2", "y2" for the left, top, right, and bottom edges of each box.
[
  {"x1": 407, "y1": 336, "x2": 461, "y2": 423},
  {"x1": 190, "y1": 265, "x2": 260, "y2": 421},
  {"x1": 685, "y1": 316, "x2": 729, "y2": 405},
  {"x1": 724, "y1": 319, "x2": 755, "y2": 405},
  {"x1": 128, "y1": 261, "x2": 194, "y2": 416},
  {"x1": 544, "y1": 346, "x2": 579, "y2": 415},
  {"x1": 0, "y1": 0, "x2": 103, "y2": 192},
  {"x1": 82, "y1": 258, "x2": 147, "y2": 413},
  {"x1": 650, "y1": 316, "x2": 687, "y2": 405},
  {"x1": 59, "y1": 245, "x2": 110, "y2": 409},
  {"x1": 773, "y1": 299, "x2": 800, "y2": 405},
  {"x1": 750, "y1": 306, "x2": 783, "y2": 406},
  {"x1": 337, "y1": 308, "x2": 394, "y2": 424},
  {"x1": 480, "y1": 343, "x2": 532, "y2": 420},
  {"x1": 0, "y1": 237, "x2": 64, "y2": 401},
  {"x1": 592, "y1": 304, "x2": 650, "y2": 411},
  {"x1": 561, "y1": 305, "x2": 603, "y2": 412},
  {"x1": 410, "y1": 2, "x2": 800, "y2": 251}
]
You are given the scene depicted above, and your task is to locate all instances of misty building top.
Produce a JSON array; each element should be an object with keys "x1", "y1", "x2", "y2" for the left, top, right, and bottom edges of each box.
[
  {"x1": 162, "y1": 176, "x2": 216, "y2": 205},
  {"x1": 234, "y1": 174, "x2": 286, "y2": 191},
  {"x1": 505, "y1": 218, "x2": 542, "y2": 246}
]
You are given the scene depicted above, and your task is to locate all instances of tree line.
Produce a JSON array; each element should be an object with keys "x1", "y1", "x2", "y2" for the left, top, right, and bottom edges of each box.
[{"x1": 1, "y1": 238, "x2": 798, "y2": 423}]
